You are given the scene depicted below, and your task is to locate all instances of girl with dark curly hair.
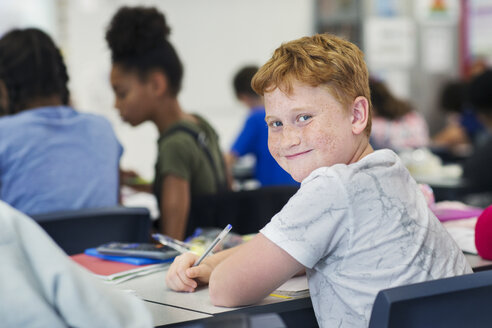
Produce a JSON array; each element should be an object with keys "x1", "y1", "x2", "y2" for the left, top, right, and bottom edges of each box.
[{"x1": 106, "y1": 6, "x2": 227, "y2": 240}]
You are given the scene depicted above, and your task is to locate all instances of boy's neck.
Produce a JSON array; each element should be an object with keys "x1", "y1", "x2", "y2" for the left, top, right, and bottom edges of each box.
[{"x1": 351, "y1": 139, "x2": 374, "y2": 164}]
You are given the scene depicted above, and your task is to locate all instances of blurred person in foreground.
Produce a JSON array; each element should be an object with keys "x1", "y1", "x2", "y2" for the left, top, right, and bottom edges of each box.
[{"x1": 0, "y1": 200, "x2": 151, "y2": 327}]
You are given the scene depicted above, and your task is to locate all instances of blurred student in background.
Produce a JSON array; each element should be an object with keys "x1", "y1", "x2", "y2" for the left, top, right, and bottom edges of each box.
[
  {"x1": 106, "y1": 6, "x2": 227, "y2": 240},
  {"x1": 432, "y1": 81, "x2": 472, "y2": 151},
  {"x1": 463, "y1": 69, "x2": 492, "y2": 194},
  {"x1": 225, "y1": 65, "x2": 299, "y2": 187},
  {"x1": 0, "y1": 28, "x2": 122, "y2": 215},
  {"x1": 432, "y1": 80, "x2": 485, "y2": 158},
  {"x1": 369, "y1": 78, "x2": 430, "y2": 152}
]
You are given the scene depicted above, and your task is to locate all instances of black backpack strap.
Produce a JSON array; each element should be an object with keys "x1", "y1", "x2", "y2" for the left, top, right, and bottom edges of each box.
[{"x1": 161, "y1": 125, "x2": 227, "y2": 192}]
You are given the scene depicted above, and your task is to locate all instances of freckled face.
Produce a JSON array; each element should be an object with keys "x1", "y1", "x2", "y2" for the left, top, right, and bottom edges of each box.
[
  {"x1": 110, "y1": 65, "x2": 155, "y2": 126},
  {"x1": 264, "y1": 82, "x2": 357, "y2": 182}
]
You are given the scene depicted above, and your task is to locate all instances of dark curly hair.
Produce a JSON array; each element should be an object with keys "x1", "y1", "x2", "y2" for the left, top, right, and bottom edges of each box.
[
  {"x1": 0, "y1": 28, "x2": 70, "y2": 115},
  {"x1": 105, "y1": 6, "x2": 183, "y2": 96}
]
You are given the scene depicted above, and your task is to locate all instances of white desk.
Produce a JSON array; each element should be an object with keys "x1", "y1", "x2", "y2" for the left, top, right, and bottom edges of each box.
[
  {"x1": 112, "y1": 253, "x2": 492, "y2": 327},
  {"x1": 115, "y1": 269, "x2": 312, "y2": 327},
  {"x1": 142, "y1": 301, "x2": 211, "y2": 327},
  {"x1": 117, "y1": 269, "x2": 311, "y2": 315},
  {"x1": 465, "y1": 253, "x2": 492, "y2": 272}
]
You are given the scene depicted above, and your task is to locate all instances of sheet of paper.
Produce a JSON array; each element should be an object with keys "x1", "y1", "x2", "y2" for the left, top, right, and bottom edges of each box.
[
  {"x1": 276, "y1": 275, "x2": 308, "y2": 292},
  {"x1": 443, "y1": 217, "x2": 478, "y2": 255},
  {"x1": 271, "y1": 275, "x2": 309, "y2": 298}
]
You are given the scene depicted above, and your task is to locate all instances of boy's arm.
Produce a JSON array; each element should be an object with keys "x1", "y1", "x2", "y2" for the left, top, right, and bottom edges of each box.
[{"x1": 209, "y1": 233, "x2": 304, "y2": 307}]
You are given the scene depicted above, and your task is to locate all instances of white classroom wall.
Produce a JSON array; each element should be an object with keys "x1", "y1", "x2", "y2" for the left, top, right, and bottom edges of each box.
[
  {"x1": 0, "y1": 0, "x2": 58, "y2": 38},
  {"x1": 63, "y1": 0, "x2": 314, "y2": 180}
]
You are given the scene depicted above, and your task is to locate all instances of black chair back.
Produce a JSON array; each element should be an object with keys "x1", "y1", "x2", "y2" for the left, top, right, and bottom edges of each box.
[
  {"x1": 32, "y1": 206, "x2": 151, "y2": 255},
  {"x1": 187, "y1": 186, "x2": 299, "y2": 236},
  {"x1": 369, "y1": 271, "x2": 492, "y2": 328}
]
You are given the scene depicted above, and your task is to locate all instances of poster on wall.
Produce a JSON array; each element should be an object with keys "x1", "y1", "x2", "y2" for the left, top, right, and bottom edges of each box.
[
  {"x1": 413, "y1": 0, "x2": 458, "y2": 74},
  {"x1": 364, "y1": 17, "x2": 416, "y2": 69},
  {"x1": 414, "y1": 0, "x2": 460, "y2": 23},
  {"x1": 421, "y1": 25, "x2": 454, "y2": 73},
  {"x1": 468, "y1": 0, "x2": 492, "y2": 65}
]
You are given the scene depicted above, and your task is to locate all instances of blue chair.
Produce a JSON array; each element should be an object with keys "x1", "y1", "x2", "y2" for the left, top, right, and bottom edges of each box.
[
  {"x1": 369, "y1": 271, "x2": 492, "y2": 328},
  {"x1": 32, "y1": 206, "x2": 151, "y2": 255}
]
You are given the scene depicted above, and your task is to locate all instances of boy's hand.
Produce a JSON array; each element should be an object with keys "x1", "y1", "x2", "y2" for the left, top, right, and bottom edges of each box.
[{"x1": 165, "y1": 252, "x2": 214, "y2": 292}]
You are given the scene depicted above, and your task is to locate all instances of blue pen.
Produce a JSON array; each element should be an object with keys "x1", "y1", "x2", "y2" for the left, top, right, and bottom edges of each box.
[{"x1": 193, "y1": 224, "x2": 232, "y2": 267}]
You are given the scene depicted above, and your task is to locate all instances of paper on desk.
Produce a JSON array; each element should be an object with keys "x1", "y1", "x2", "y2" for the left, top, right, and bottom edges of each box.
[
  {"x1": 431, "y1": 201, "x2": 483, "y2": 222},
  {"x1": 103, "y1": 264, "x2": 168, "y2": 284},
  {"x1": 443, "y1": 217, "x2": 478, "y2": 255},
  {"x1": 270, "y1": 275, "x2": 309, "y2": 299}
]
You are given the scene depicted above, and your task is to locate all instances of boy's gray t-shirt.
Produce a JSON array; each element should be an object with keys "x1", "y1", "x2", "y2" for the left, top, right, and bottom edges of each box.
[{"x1": 261, "y1": 149, "x2": 471, "y2": 328}]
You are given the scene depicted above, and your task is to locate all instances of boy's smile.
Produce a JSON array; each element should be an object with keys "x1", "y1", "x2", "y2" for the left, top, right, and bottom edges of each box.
[
  {"x1": 285, "y1": 149, "x2": 313, "y2": 160},
  {"x1": 264, "y1": 81, "x2": 370, "y2": 182}
]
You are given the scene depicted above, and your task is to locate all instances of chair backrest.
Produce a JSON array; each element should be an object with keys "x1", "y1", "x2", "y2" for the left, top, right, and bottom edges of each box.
[
  {"x1": 187, "y1": 186, "x2": 299, "y2": 236},
  {"x1": 32, "y1": 206, "x2": 151, "y2": 255},
  {"x1": 368, "y1": 271, "x2": 492, "y2": 328}
]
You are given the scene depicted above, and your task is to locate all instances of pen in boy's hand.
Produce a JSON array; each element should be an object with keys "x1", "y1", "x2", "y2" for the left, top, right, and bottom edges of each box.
[{"x1": 193, "y1": 224, "x2": 232, "y2": 267}]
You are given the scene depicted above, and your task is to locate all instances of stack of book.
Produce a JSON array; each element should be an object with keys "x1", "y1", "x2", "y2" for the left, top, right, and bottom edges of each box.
[
  {"x1": 71, "y1": 251, "x2": 169, "y2": 284},
  {"x1": 270, "y1": 276, "x2": 309, "y2": 299}
]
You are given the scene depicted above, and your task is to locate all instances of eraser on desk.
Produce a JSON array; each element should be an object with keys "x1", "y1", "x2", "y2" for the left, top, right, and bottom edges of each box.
[{"x1": 475, "y1": 206, "x2": 492, "y2": 260}]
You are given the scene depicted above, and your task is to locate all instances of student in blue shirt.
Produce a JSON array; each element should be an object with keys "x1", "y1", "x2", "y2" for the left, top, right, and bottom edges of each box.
[
  {"x1": 0, "y1": 28, "x2": 122, "y2": 215},
  {"x1": 226, "y1": 66, "x2": 299, "y2": 187}
]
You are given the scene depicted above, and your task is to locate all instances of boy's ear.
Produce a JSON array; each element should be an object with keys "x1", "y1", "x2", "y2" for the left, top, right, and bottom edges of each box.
[
  {"x1": 350, "y1": 96, "x2": 369, "y2": 135},
  {"x1": 147, "y1": 71, "x2": 169, "y2": 96}
]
